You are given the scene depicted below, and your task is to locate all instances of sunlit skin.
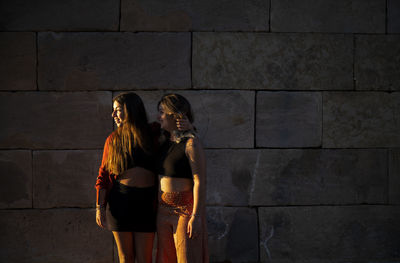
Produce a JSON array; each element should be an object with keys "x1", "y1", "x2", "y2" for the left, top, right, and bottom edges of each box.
[{"x1": 112, "y1": 101, "x2": 125, "y2": 127}]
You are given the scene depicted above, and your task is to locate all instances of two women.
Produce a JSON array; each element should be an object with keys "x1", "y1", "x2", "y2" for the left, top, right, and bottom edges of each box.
[{"x1": 95, "y1": 92, "x2": 208, "y2": 263}]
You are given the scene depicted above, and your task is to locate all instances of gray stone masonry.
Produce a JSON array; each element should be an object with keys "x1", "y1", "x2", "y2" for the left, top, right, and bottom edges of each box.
[
  {"x1": 207, "y1": 207, "x2": 258, "y2": 262},
  {"x1": 206, "y1": 150, "x2": 259, "y2": 206},
  {"x1": 355, "y1": 35, "x2": 400, "y2": 91},
  {"x1": 256, "y1": 92, "x2": 322, "y2": 148},
  {"x1": 0, "y1": 150, "x2": 32, "y2": 208},
  {"x1": 271, "y1": 0, "x2": 385, "y2": 33},
  {"x1": 389, "y1": 149, "x2": 400, "y2": 204},
  {"x1": 388, "y1": 0, "x2": 400, "y2": 33},
  {"x1": 193, "y1": 33, "x2": 353, "y2": 90},
  {"x1": 259, "y1": 206, "x2": 400, "y2": 262},
  {"x1": 38, "y1": 32, "x2": 191, "y2": 91},
  {"x1": 251, "y1": 149, "x2": 387, "y2": 206},
  {"x1": 207, "y1": 149, "x2": 388, "y2": 206},
  {"x1": 0, "y1": 92, "x2": 112, "y2": 149},
  {"x1": 1, "y1": 0, "x2": 399, "y2": 262},
  {"x1": 0, "y1": 209, "x2": 113, "y2": 263},
  {"x1": 0, "y1": 0, "x2": 119, "y2": 31},
  {"x1": 33, "y1": 150, "x2": 102, "y2": 208},
  {"x1": 0, "y1": 32, "x2": 36, "y2": 91},
  {"x1": 121, "y1": 0, "x2": 269, "y2": 31},
  {"x1": 133, "y1": 90, "x2": 254, "y2": 148},
  {"x1": 323, "y1": 92, "x2": 400, "y2": 148}
]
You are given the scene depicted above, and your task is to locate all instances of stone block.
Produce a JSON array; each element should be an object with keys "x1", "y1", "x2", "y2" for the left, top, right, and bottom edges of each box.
[
  {"x1": 207, "y1": 207, "x2": 258, "y2": 262},
  {"x1": 355, "y1": 35, "x2": 400, "y2": 91},
  {"x1": 323, "y1": 92, "x2": 400, "y2": 148},
  {"x1": 259, "y1": 206, "x2": 400, "y2": 262},
  {"x1": 121, "y1": 0, "x2": 269, "y2": 31},
  {"x1": 134, "y1": 90, "x2": 255, "y2": 148},
  {"x1": 193, "y1": 33, "x2": 353, "y2": 90},
  {"x1": 33, "y1": 150, "x2": 103, "y2": 208},
  {"x1": 0, "y1": 33, "x2": 36, "y2": 91},
  {"x1": 38, "y1": 32, "x2": 191, "y2": 91},
  {"x1": 389, "y1": 149, "x2": 400, "y2": 204},
  {"x1": 388, "y1": 0, "x2": 400, "y2": 33},
  {"x1": 270, "y1": 0, "x2": 385, "y2": 33},
  {"x1": 257, "y1": 92, "x2": 322, "y2": 148},
  {"x1": 0, "y1": 150, "x2": 31, "y2": 208},
  {"x1": 0, "y1": 0, "x2": 119, "y2": 31},
  {"x1": 206, "y1": 150, "x2": 260, "y2": 206},
  {"x1": 250, "y1": 149, "x2": 387, "y2": 206},
  {"x1": 0, "y1": 92, "x2": 112, "y2": 149},
  {"x1": 0, "y1": 209, "x2": 113, "y2": 263}
]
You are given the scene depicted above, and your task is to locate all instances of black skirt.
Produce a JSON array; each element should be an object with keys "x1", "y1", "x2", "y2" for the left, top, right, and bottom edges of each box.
[{"x1": 106, "y1": 180, "x2": 157, "y2": 232}]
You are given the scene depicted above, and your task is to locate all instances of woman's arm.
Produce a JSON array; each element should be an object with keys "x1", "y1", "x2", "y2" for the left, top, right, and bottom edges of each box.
[
  {"x1": 185, "y1": 137, "x2": 206, "y2": 238},
  {"x1": 95, "y1": 136, "x2": 112, "y2": 228}
]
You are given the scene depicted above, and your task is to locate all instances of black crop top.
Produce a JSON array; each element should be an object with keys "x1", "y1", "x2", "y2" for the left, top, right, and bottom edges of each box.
[
  {"x1": 159, "y1": 137, "x2": 193, "y2": 179},
  {"x1": 126, "y1": 146, "x2": 156, "y2": 173}
]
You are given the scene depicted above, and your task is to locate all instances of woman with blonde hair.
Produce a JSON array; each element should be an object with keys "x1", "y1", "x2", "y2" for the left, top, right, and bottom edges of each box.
[{"x1": 156, "y1": 93, "x2": 209, "y2": 263}]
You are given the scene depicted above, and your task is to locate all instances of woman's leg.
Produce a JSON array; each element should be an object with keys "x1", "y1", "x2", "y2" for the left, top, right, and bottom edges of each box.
[
  {"x1": 156, "y1": 207, "x2": 177, "y2": 263},
  {"x1": 173, "y1": 215, "x2": 204, "y2": 263},
  {"x1": 134, "y1": 232, "x2": 155, "y2": 263},
  {"x1": 113, "y1": 231, "x2": 135, "y2": 263}
]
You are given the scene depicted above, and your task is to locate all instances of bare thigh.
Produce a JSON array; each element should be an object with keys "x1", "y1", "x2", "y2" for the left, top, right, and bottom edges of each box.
[
  {"x1": 134, "y1": 232, "x2": 155, "y2": 263},
  {"x1": 113, "y1": 231, "x2": 134, "y2": 263}
]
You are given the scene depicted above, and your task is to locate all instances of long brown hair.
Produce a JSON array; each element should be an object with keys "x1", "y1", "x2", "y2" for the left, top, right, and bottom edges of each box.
[{"x1": 106, "y1": 92, "x2": 153, "y2": 175}]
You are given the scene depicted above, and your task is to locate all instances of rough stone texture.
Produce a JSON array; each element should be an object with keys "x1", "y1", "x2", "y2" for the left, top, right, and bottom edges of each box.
[
  {"x1": 271, "y1": 0, "x2": 385, "y2": 33},
  {"x1": 121, "y1": 0, "x2": 269, "y2": 31},
  {"x1": 193, "y1": 33, "x2": 353, "y2": 90},
  {"x1": 33, "y1": 150, "x2": 102, "y2": 208},
  {"x1": 0, "y1": 151, "x2": 32, "y2": 208},
  {"x1": 38, "y1": 32, "x2": 191, "y2": 91},
  {"x1": 323, "y1": 92, "x2": 400, "y2": 148},
  {"x1": 0, "y1": 33, "x2": 36, "y2": 91},
  {"x1": 355, "y1": 35, "x2": 400, "y2": 91},
  {"x1": 207, "y1": 207, "x2": 258, "y2": 262},
  {"x1": 389, "y1": 149, "x2": 400, "y2": 204},
  {"x1": 388, "y1": 0, "x2": 400, "y2": 33},
  {"x1": 257, "y1": 92, "x2": 322, "y2": 148},
  {"x1": 206, "y1": 150, "x2": 260, "y2": 206},
  {"x1": 0, "y1": 0, "x2": 119, "y2": 31},
  {"x1": 259, "y1": 206, "x2": 400, "y2": 262},
  {"x1": 0, "y1": 209, "x2": 113, "y2": 263},
  {"x1": 134, "y1": 90, "x2": 255, "y2": 148},
  {"x1": 250, "y1": 149, "x2": 387, "y2": 206},
  {"x1": 0, "y1": 92, "x2": 112, "y2": 149}
]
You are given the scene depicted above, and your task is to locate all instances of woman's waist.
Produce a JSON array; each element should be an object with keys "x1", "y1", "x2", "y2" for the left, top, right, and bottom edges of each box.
[
  {"x1": 159, "y1": 176, "x2": 193, "y2": 192},
  {"x1": 117, "y1": 167, "x2": 155, "y2": 187},
  {"x1": 159, "y1": 190, "x2": 193, "y2": 207}
]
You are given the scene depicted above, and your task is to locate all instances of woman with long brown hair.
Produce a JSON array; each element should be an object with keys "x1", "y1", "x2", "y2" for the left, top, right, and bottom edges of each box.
[
  {"x1": 156, "y1": 93, "x2": 209, "y2": 263},
  {"x1": 95, "y1": 92, "x2": 159, "y2": 263}
]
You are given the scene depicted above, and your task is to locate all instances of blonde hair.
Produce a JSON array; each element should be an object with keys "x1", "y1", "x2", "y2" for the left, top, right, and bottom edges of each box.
[{"x1": 158, "y1": 93, "x2": 194, "y2": 123}]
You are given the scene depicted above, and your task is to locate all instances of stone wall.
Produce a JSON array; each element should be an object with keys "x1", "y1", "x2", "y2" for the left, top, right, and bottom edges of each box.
[{"x1": 1, "y1": 0, "x2": 399, "y2": 262}]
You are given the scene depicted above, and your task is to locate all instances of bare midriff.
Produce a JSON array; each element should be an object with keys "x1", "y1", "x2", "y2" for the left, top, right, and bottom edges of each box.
[
  {"x1": 118, "y1": 167, "x2": 155, "y2": 188},
  {"x1": 159, "y1": 176, "x2": 193, "y2": 192}
]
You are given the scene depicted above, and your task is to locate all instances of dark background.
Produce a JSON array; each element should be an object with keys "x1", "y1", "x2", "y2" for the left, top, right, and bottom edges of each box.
[{"x1": 0, "y1": 0, "x2": 399, "y2": 262}]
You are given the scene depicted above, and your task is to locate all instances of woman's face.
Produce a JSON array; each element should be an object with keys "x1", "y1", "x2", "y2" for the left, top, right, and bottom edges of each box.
[
  {"x1": 157, "y1": 104, "x2": 176, "y2": 132},
  {"x1": 112, "y1": 101, "x2": 125, "y2": 127}
]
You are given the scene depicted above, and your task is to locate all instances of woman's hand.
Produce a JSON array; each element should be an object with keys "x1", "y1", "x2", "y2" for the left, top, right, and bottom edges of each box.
[
  {"x1": 96, "y1": 207, "x2": 106, "y2": 228},
  {"x1": 187, "y1": 215, "x2": 202, "y2": 239},
  {"x1": 176, "y1": 115, "x2": 193, "y2": 131}
]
